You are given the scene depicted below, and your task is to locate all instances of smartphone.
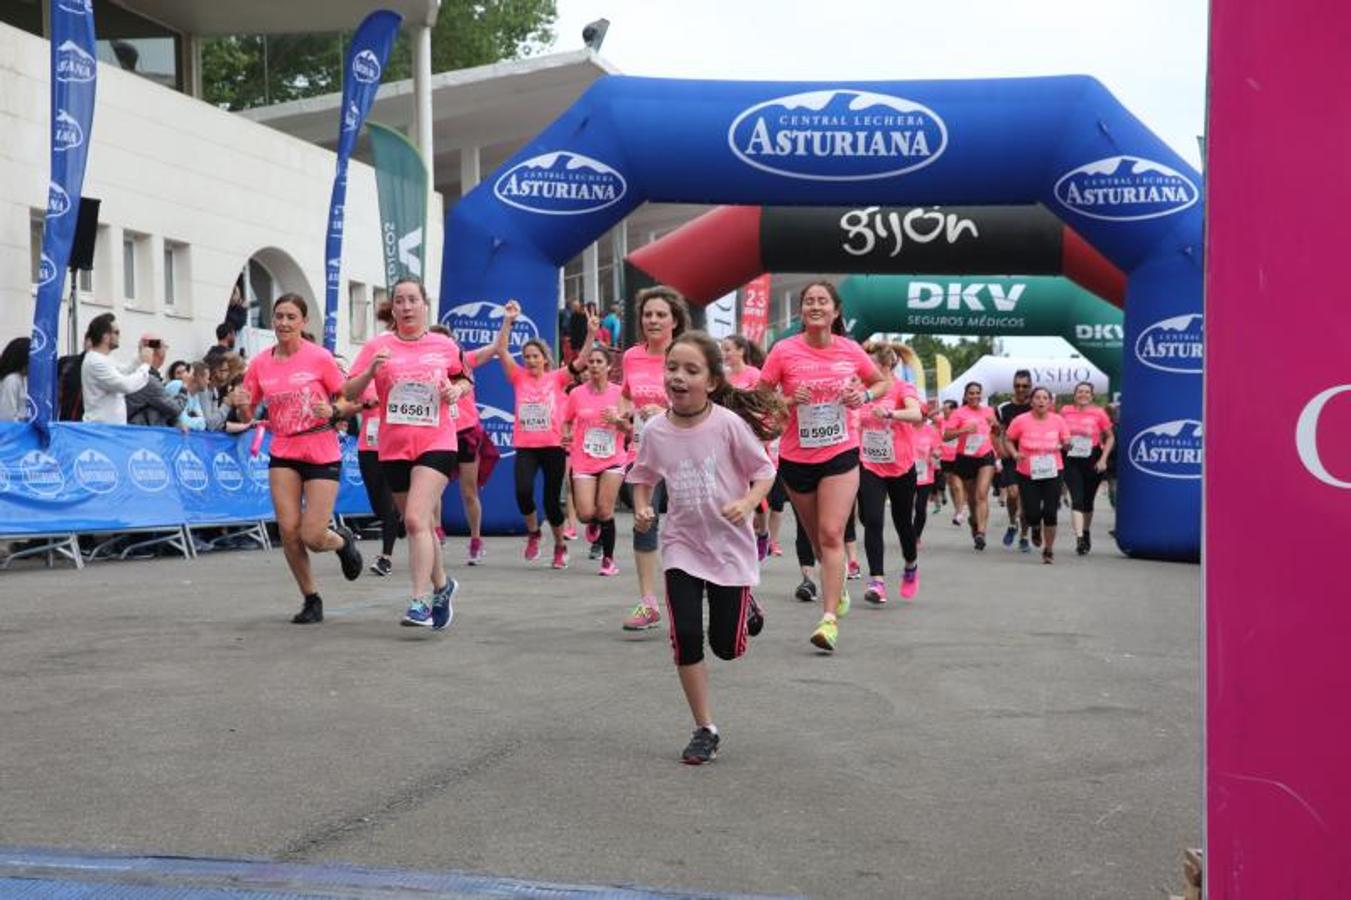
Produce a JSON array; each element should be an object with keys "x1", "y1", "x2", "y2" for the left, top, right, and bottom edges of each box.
[{"x1": 147, "y1": 339, "x2": 163, "y2": 349}]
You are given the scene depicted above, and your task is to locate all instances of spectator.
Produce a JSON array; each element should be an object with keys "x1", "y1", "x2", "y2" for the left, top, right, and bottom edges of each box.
[
  {"x1": 81, "y1": 313, "x2": 153, "y2": 424},
  {"x1": 225, "y1": 280, "x2": 248, "y2": 335},
  {"x1": 125, "y1": 333, "x2": 187, "y2": 428},
  {"x1": 200, "y1": 355, "x2": 247, "y2": 431},
  {"x1": 57, "y1": 336, "x2": 92, "y2": 421},
  {"x1": 585, "y1": 302, "x2": 612, "y2": 346},
  {"x1": 166, "y1": 359, "x2": 188, "y2": 382},
  {"x1": 167, "y1": 362, "x2": 210, "y2": 431},
  {"x1": 203, "y1": 321, "x2": 237, "y2": 369},
  {"x1": 0, "y1": 337, "x2": 30, "y2": 422},
  {"x1": 602, "y1": 302, "x2": 622, "y2": 348}
]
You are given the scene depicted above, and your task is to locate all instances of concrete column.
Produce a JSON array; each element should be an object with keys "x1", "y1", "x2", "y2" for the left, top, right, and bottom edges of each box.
[
  {"x1": 412, "y1": 25, "x2": 434, "y2": 178},
  {"x1": 460, "y1": 145, "x2": 481, "y2": 196},
  {"x1": 583, "y1": 242, "x2": 600, "y2": 306},
  {"x1": 610, "y1": 222, "x2": 628, "y2": 305}
]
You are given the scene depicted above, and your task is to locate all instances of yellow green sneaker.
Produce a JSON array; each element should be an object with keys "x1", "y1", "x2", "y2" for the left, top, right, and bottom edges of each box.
[
  {"x1": 837, "y1": 587, "x2": 851, "y2": 618},
  {"x1": 810, "y1": 616, "x2": 838, "y2": 652}
]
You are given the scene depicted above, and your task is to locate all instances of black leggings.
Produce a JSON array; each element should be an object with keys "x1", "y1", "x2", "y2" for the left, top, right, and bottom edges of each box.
[
  {"x1": 858, "y1": 467, "x2": 918, "y2": 575},
  {"x1": 1063, "y1": 451, "x2": 1104, "y2": 514},
  {"x1": 664, "y1": 568, "x2": 750, "y2": 667},
  {"x1": 514, "y1": 446, "x2": 567, "y2": 528},
  {"x1": 1018, "y1": 474, "x2": 1063, "y2": 527},
  {"x1": 767, "y1": 471, "x2": 788, "y2": 513},
  {"x1": 357, "y1": 449, "x2": 400, "y2": 556},
  {"x1": 794, "y1": 503, "x2": 856, "y2": 568},
  {"x1": 913, "y1": 484, "x2": 932, "y2": 541}
]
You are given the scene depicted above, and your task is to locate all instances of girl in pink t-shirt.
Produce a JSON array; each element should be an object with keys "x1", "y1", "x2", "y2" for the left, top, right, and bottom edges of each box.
[
  {"x1": 757, "y1": 281, "x2": 888, "y2": 654},
  {"x1": 237, "y1": 294, "x2": 365, "y2": 625},
  {"x1": 562, "y1": 345, "x2": 629, "y2": 576},
  {"x1": 1059, "y1": 381, "x2": 1117, "y2": 555},
  {"x1": 909, "y1": 414, "x2": 944, "y2": 543},
  {"x1": 620, "y1": 287, "x2": 690, "y2": 633},
  {"x1": 721, "y1": 335, "x2": 775, "y2": 557},
  {"x1": 856, "y1": 342, "x2": 925, "y2": 605},
  {"x1": 627, "y1": 332, "x2": 780, "y2": 765},
  {"x1": 345, "y1": 279, "x2": 469, "y2": 631},
  {"x1": 1005, "y1": 387, "x2": 1072, "y2": 564},
  {"x1": 490, "y1": 300, "x2": 592, "y2": 570},
  {"x1": 942, "y1": 383, "x2": 1002, "y2": 550}
]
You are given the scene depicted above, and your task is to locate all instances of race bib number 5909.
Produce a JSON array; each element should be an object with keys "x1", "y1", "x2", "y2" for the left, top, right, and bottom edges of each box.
[{"x1": 799, "y1": 402, "x2": 847, "y2": 449}]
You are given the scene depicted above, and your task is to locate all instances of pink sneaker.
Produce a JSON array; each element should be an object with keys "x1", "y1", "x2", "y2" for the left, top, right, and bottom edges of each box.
[
  {"x1": 585, "y1": 522, "x2": 601, "y2": 544},
  {"x1": 847, "y1": 560, "x2": 862, "y2": 580},
  {"x1": 598, "y1": 556, "x2": 620, "y2": 576},
  {"x1": 434, "y1": 526, "x2": 446, "y2": 546},
  {"x1": 552, "y1": 545, "x2": 569, "y2": 569},
  {"x1": 864, "y1": 577, "x2": 888, "y2": 605},
  {"x1": 562, "y1": 524, "x2": 578, "y2": 541},
  {"x1": 524, "y1": 531, "x2": 542, "y2": 561},
  {"x1": 466, "y1": 538, "x2": 486, "y2": 566},
  {"x1": 756, "y1": 533, "x2": 770, "y2": 562},
  {"x1": 622, "y1": 598, "x2": 661, "y2": 631},
  {"x1": 768, "y1": 540, "x2": 783, "y2": 557},
  {"x1": 900, "y1": 566, "x2": 919, "y2": 600}
]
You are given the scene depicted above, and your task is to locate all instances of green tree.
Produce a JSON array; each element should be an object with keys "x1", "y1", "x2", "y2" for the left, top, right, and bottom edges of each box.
[
  {"x1": 907, "y1": 334, "x2": 994, "y2": 383},
  {"x1": 202, "y1": 0, "x2": 557, "y2": 111}
]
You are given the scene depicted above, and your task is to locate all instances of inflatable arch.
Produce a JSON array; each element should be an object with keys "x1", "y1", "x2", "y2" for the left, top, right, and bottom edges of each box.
[{"x1": 439, "y1": 75, "x2": 1203, "y2": 560}]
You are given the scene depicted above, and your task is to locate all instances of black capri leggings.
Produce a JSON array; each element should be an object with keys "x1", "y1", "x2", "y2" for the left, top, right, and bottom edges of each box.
[
  {"x1": 514, "y1": 446, "x2": 567, "y2": 528},
  {"x1": 664, "y1": 567, "x2": 751, "y2": 667},
  {"x1": 913, "y1": 484, "x2": 932, "y2": 541},
  {"x1": 1018, "y1": 473, "x2": 1063, "y2": 527},
  {"x1": 767, "y1": 471, "x2": 788, "y2": 513},
  {"x1": 358, "y1": 449, "x2": 401, "y2": 557},
  {"x1": 1063, "y1": 450, "x2": 1105, "y2": 513},
  {"x1": 858, "y1": 467, "x2": 918, "y2": 576},
  {"x1": 794, "y1": 502, "x2": 856, "y2": 568}
]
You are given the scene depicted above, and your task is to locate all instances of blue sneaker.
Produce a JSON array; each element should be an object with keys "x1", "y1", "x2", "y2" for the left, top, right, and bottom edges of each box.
[
  {"x1": 1002, "y1": 526, "x2": 1017, "y2": 548},
  {"x1": 431, "y1": 578, "x2": 458, "y2": 631},
  {"x1": 401, "y1": 597, "x2": 433, "y2": 627}
]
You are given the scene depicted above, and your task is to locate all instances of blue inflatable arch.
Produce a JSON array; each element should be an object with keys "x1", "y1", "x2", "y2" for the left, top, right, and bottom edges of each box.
[{"x1": 439, "y1": 76, "x2": 1203, "y2": 561}]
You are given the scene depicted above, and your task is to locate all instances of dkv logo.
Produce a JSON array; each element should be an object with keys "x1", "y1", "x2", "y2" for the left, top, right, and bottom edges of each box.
[
  {"x1": 478, "y1": 404, "x2": 517, "y2": 459},
  {"x1": 494, "y1": 152, "x2": 627, "y2": 216},
  {"x1": 1055, "y1": 156, "x2": 1199, "y2": 222},
  {"x1": 442, "y1": 301, "x2": 539, "y2": 361},
  {"x1": 55, "y1": 40, "x2": 96, "y2": 82},
  {"x1": 74, "y1": 449, "x2": 118, "y2": 494},
  {"x1": 128, "y1": 448, "x2": 170, "y2": 492},
  {"x1": 1136, "y1": 314, "x2": 1203, "y2": 373},
  {"x1": 1128, "y1": 420, "x2": 1202, "y2": 480},
  {"x1": 351, "y1": 49, "x2": 381, "y2": 83},
  {"x1": 729, "y1": 89, "x2": 947, "y2": 181},
  {"x1": 908, "y1": 281, "x2": 1024, "y2": 312},
  {"x1": 1297, "y1": 386, "x2": 1351, "y2": 488}
]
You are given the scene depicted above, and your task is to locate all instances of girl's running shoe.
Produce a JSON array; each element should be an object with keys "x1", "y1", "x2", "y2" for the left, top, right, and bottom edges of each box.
[
  {"x1": 864, "y1": 578, "x2": 887, "y2": 605},
  {"x1": 466, "y1": 538, "x2": 486, "y2": 566},
  {"x1": 552, "y1": 545, "x2": 569, "y2": 569},
  {"x1": 585, "y1": 522, "x2": 601, "y2": 544},
  {"x1": 622, "y1": 598, "x2": 662, "y2": 631},
  {"x1": 524, "y1": 531, "x2": 542, "y2": 561},
  {"x1": 900, "y1": 566, "x2": 919, "y2": 599},
  {"x1": 598, "y1": 556, "x2": 620, "y2": 576}
]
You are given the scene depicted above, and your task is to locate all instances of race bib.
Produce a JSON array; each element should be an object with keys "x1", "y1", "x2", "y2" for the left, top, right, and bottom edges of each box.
[
  {"x1": 386, "y1": 381, "x2": 439, "y2": 428},
  {"x1": 633, "y1": 411, "x2": 651, "y2": 444},
  {"x1": 915, "y1": 457, "x2": 929, "y2": 480},
  {"x1": 450, "y1": 401, "x2": 461, "y2": 421},
  {"x1": 1068, "y1": 435, "x2": 1093, "y2": 458},
  {"x1": 1030, "y1": 453, "x2": 1058, "y2": 480},
  {"x1": 582, "y1": 426, "x2": 616, "y2": 459},
  {"x1": 799, "y1": 401, "x2": 847, "y2": 449},
  {"x1": 861, "y1": 429, "x2": 895, "y2": 464},
  {"x1": 963, "y1": 432, "x2": 987, "y2": 455},
  {"x1": 364, "y1": 415, "x2": 379, "y2": 447},
  {"x1": 519, "y1": 400, "x2": 552, "y2": 432}
]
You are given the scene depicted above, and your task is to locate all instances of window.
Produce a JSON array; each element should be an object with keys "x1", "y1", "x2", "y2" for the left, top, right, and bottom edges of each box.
[
  {"x1": 122, "y1": 235, "x2": 136, "y2": 300},
  {"x1": 372, "y1": 287, "x2": 388, "y2": 333},
  {"x1": 122, "y1": 230, "x2": 151, "y2": 305},
  {"x1": 0, "y1": 0, "x2": 43, "y2": 39},
  {"x1": 29, "y1": 217, "x2": 44, "y2": 286},
  {"x1": 94, "y1": 0, "x2": 184, "y2": 92},
  {"x1": 349, "y1": 281, "x2": 369, "y2": 343},
  {"x1": 163, "y1": 240, "x2": 188, "y2": 310}
]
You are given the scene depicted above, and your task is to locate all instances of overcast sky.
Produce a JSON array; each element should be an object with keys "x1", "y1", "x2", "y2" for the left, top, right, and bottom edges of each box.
[{"x1": 547, "y1": 0, "x2": 1209, "y2": 360}]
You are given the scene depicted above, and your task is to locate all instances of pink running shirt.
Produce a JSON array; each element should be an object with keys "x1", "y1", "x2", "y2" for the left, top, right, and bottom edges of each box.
[
  {"x1": 563, "y1": 380, "x2": 627, "y2": 474},
  {"x1": 451, "y1": 349, "x2": 483, "y2": 431},
  {"x1": 946, "y1": 404, "x2": 998, "y2": 458},
  {"x1": 242, "y1": 341, "x2": 346, "y2": 464},
  {"x1": 759, "y1": 334, "x2": 879, "y2": 465},
  {"x1": 1059, "y1": 404, "x2": 1112, "y2": 459},
  {"x1": 858, "y1": 380, "x2": 920, "y2": 478},
  {"x1": 350, "y1": 331, "x2": 464, "y2": 461},
  {"x1": 627, "y1": 405, "x2": 776, "y2": 587},
  {"x1": 508, "y1": 366, "x2": 572, "y2": 448},
  {"x1": 621, "y1": 344, "x2": 669, "y2": 449},
  {"x1": 1006, "y1": 411, "x2": 1071, "y2": 478},
  {"x1": 910, "y1": 422, "x2": 942, "y2": 485},
  {"x1": 726, "y1": 364, "x2": 762, "y2": 391}
]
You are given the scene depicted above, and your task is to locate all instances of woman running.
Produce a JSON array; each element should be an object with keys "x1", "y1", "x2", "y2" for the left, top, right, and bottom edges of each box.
[
  {"x1": 494, "y1": 300, "x2": 591, "y2": 569},
  {"x1": 237, "y1": 294, "x2": 364, "y2": 624},
  {"x1": 620, "y1": 286, "x2": 689, "y2": 632},
  {"x1": 758, "y1": 281, "x2": 888, "y2": 653},
  {"x1": 628, "y1": 331, "x2": 780, "y2": 765},
  {"x1": 345, "y1": 278, "x2": 468, "y2": 630},
  {"x1": 938, "y1": 399, "x2": 964, "y2": 523},
  {"x1": 1060, "y1": 381, "x2": 1116, "y2": 555},
  {"x1": 562, "y1": 344, "x2": 629, "y2": 576},
  {"x1": 909, "y1": 405, "x2": 943, "y2": 545},
  {"x1": 943, "y1": 382, "x2": 1000, "y2": 550},
  {"x1": 356, "y1": 298, "x2": 402, "y2": 576},
  {"x1": 856, "y1": 341, "x2": 925, "y2": 605},
  {"x1": 1005, "y1": 387, "x2": 1071, "y2": 563}
]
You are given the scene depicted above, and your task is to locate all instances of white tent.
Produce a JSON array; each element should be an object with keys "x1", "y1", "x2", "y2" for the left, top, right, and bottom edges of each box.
[{"x1": 939, "y1": 356, "x2": 1108, "y2": 403}]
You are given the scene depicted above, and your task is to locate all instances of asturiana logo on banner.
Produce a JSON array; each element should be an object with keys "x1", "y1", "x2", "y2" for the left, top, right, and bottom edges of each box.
[
  {"x1": 443, "y1": 301, "x2": 540, "y2": 361},
  {"x1": 20, "y1": 450, "x2": 64, "y2": 497},
  {"x1": 175, "y1": 449, "x2": 209, "y2": 491},
  {"x1": 0, "y1": 461, "x2": 10, "y2": 493},
  {"x1": 48, "y1": 183, "x2": 71, "y2": 218},
  {"x1": 729, "y1": 89, "x2": 948, "y2": 182},
  {"x1": 128, "y1": 447, "x2": 170, "y2": 492},
  {"x1": 351, "y1": 49, "x2": 381, "y2": 83},
  {"x1": 57, "y1": 0, "x2": 93, "y2": 13},
  {"x1": 212, "y1": 452, "x2": 244, "y2": 491},
  {"x1": 493, "y1": 152, "x2": 628, "y2": 216},
  {"x1": 1135, "y1": 314, "x2": 1203, "y2": 373},
  {"x1": 248, "y1": 453, "x2": 271, "y2": 488},
  {"x1": 342, "y1": 443, "x2": 363, "y2": 486},
  {"x1": 36, "y1": 255, "x2": 58, "y2": 288},
  {"x1": 74, "y1": 449, "x2": 118, "y2": 494},
  {"x1": 343, "y1": 101, "x2": 360, "y2": 133},
  {"x1": 1129, "y1": 419, "x2": 1202, "y2": 479},
  {"x1": 54, "y1": 109, "x2": 85, "y2": 152},
  {"x1": 478, "y1": 404, "x2": 517, "y2": 459},
  {"x1": 55, "y1": 40, "x2": 96, "y2": 82},
  {"x1": 1054, "y1": 156, "x2": 1199, "y2": 222}
]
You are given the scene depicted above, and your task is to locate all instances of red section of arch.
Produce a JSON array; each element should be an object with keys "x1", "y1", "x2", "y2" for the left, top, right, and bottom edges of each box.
[
  {"x1": 1061, "y1": 227, "x2": 1127, "y2": 308},
  {"x1": 626, "y1": 205, "x2": 763, "y2": 306}
]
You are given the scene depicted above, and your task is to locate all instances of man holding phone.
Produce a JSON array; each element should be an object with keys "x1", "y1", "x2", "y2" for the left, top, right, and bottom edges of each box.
[{"x1": 125, "y1": 331, "x2": 189, "y2": 429}]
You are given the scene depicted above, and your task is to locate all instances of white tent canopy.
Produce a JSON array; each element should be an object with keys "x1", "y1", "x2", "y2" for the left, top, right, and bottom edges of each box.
[{"x1": 939, "y1": 356, "x2": 1108, "y2": 403}]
